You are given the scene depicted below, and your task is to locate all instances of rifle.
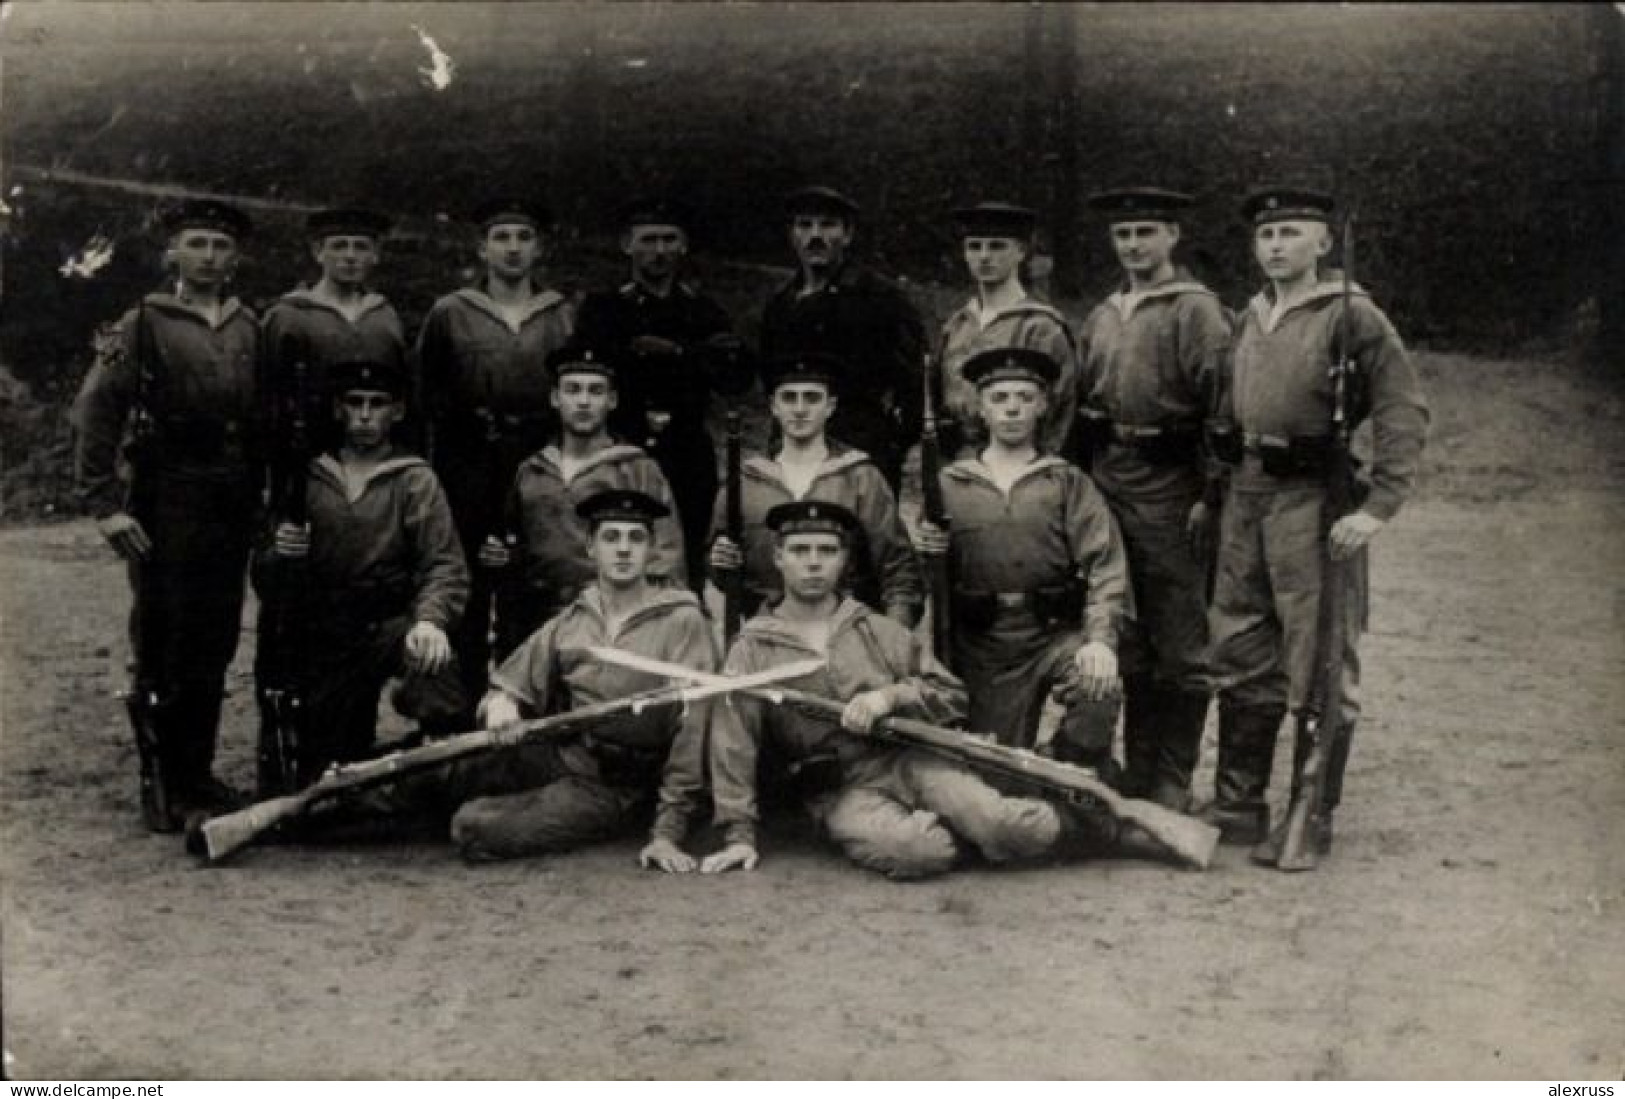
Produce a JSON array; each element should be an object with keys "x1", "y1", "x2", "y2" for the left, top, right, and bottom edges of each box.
[
  {"x1": 475, "y1": 377, "x2": 519, "y2": 658},
  {"x1": 197, "y1": 658, "x2": 823, "y2": 862},
  {"x1": 120, "y1": 296, "x2": 174, "y2": 831},
  {"x1": 918, "y1": 351, "x2": 955, "y2": 667},
  {"x1": 764, "y1": 687, "x2": 1216, "y2": 868},
  {"x1": 254, "y1": 360, "x2": 310, "y2": 796},
  {"x1": 585, "y1": 646, "x2": 1220, "y2": 869},
  {"x1": 722, "y1": 405, "x2": 744, "y2": 643},
  {"x1": 1261, "y1": 213, "x2": 1360, "y2": 872}
]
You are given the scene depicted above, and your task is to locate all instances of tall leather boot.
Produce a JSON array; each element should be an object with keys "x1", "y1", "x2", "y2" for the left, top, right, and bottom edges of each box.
[
  {"x1": 1118, "y1": 675, "x2": 1158, "y2": 799},
  {"x1": 1149, "y1": 688, "x2": 1210, "y2": 811},
  {"x1": 1202, "y1": 700, "x2": 1283, "y2": 844}
]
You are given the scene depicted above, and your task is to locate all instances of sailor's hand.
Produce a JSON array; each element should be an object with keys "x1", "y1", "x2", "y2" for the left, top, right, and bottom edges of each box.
[
  {"x1": 709, "y1": 536, "x2": 743, "y2": 572},
  {"x1": 700, "y1": 842, "x2": 759, "y2": 874},
  {"x1": 1329, "y1": 509, "x2": 1385, "y2": 561},
  {"x1": 403, "y1": 620, "x2": 451, "y2": 675},
  {"x1": 272, "y1": 521, "x2": 311, "y2": 560},
  {"x1": 638, "y1": 837, "x2": 697, "y2": 874},
  {"x1": 1069, "y1": 641, "x2": 1120, "y2": 702},
  {"x1": 97, "y1": 512, "x2": 152, "y2": 561},
  {"x1": 842, "y1": 687, "x2": 896, "y2": 734},
  {"x1": 476, "y1": 690, "x2": 523, "y2": 731},
  {"x1": 477, "y1": 535, "x2": 511, "y2": 570},
  {"x1": 912, "y1": 519, "x2": 950, "y2": 558},
  {"x1": 1185, "y1": 500, "x2": 1216, "y2": 561},
  {"x1": 631, "y1": 334, "x2": 683, "y2": 358}
]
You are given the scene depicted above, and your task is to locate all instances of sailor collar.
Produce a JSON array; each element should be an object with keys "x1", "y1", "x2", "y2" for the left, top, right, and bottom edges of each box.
[
  {"x1": 743, "y1": 445, "x2": 871, "y2": 487},
  {"x1": 1104, "y1": 278, "x2": 1212, "y2": 319},
  {"x1": 1247, "y1": 274, "x2": 1368, "y2": 334},
  {"x1": 311, "y1": 452, "x2": 424, "y2": 503},
  {"x1": 453, "y1": 286, "x2": 566, "y2": 333},
  {"x1": 741, "y1": 596, "x2": 869, "y2": 654},
  {"x1": 944, "y1": 453, "x2": 1070, "y2": 492},
  {"x1": 145, "y1": 292, "x2": 249, "y2": 331},
  {"x1": 281, "y1": 287, "x2": 392, "y2": 323},
  {"x1": 527, "y1": 442, "x2": 648, "y2": 483}
]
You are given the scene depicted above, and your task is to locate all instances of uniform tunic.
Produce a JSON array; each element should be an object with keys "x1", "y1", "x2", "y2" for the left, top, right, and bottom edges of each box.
[
  {"x1": 1210, "y1": 278, "x2": 1429, "y2": 733},
  {"x1": 1076, "y1": 275, "x2": 1230, "y2": 688},
  {"x1": 706, "y1": 442, "x2": 923, "y2": 623},
  {"x1": 937, "y1": 454, "x2": 1131, "y2": 750},
  {"x1": 938, "y1": 297, "x2": 1078, "y2": 457},
  {"x1": 263, "y1": 452, "x2": 469, "y2": 778},
  {"x1": 573, "y1": 280, "x2": 737, "y2": 586},
  {"x1": 708, "y1": 598, "x2": 1066, "y2": 879},
  {"x1": 504, "y1": 443, "x2": 686, "y2": 649},
  {"x1": 260, "y1": 289, "x2": 409, "y2": 458},
  {"x1": 759, "y1": 262, "x2": 926, "y2": 487},
  {"x1": 71, "y1": 292, "x2": 262, "y2": 788},
  {"x1": 416, "y1": 286, "x2": 574, "y2": 703},
  {"x1": 443, "y1": 587, "x2": 717, "y2": 859}
]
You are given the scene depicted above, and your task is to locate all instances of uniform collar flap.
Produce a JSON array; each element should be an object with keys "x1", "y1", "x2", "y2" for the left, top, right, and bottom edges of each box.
[{"x1": 454, "y1": 286, "x2": 566, "y2": 329}]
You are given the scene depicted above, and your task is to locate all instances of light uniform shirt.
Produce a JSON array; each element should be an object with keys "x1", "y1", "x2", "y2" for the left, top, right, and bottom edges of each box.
[
  {"x1": 490, "y1": 584, "x2": 717, "y2": 843},
  {"x1": 707, "y1": 598, "x2": 966, "y2": 848},
  {"x1": 1226, "y1": 276, "x2": 1429, "y2": 520}
]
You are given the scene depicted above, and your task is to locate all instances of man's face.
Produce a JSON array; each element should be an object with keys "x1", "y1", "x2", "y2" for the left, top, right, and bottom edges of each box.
[
  {"x1": 1253, "y1": 219, "x2": 1331, "y2": 282},
  {"x1": 334, "y1": 389, "x2": 403, "y2": 450},
  {"x1": 311, "y1": 234, "x2": 379, "y2": 289},
  {"x1": 623, "y1": 223, "x2": 688, "y2": 284},
  {"x1": 1109, "y1": 220, "x2": 1179, "y2": 278},
  {"x1": 167, "y1": 229, "x2": 238, "y2": 288},
  {"x1": 587, "y1": 520, "x2": 653, "y2": 587},
  {"x1": 551, "y1": 373, "x2": 617, "y2": 436},
  {"x1": 773, "y1": 531, "x2": 847, "y2": 603},
  {"x1": 978, "y1": 379, "x2": 1048, "y2": 447},
  {"x1": 789, "y1": 214, "x2": 853, "y2": 274},
  {"x1": 962, "y1": 235, "x2": 1026, "y2": 287},
  {"x1": 769, "y1": 381, "x2": 835, "y2": 444},
  {"x1": 479, "y1": 221, "x2": 543, "y2": 280}
]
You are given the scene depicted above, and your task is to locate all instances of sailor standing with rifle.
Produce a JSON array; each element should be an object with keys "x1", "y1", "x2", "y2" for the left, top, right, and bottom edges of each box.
[
  {"x1": 1205, "y1": 186, "x2": 1428, "y2": 865},
  {"x1": 417, "y1": 197, "x2": 573, "y2": 722},
  {"x1": 71, "y1": 199, "x2": 262, "y2": 831}
]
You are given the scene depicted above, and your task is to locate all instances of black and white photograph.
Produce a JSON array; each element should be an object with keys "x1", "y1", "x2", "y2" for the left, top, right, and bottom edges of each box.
[{"x1": 0, "y1": 0, "x2": 1621, "y2": 1082}]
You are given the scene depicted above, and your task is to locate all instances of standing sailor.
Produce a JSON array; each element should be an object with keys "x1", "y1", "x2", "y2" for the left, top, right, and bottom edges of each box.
[
  {"x1": 1074, "y1": 187, "x2": 1231, "y2": 809},
  {"x1": 71, "y1": 199, "x2": 262, "y2": 829}
]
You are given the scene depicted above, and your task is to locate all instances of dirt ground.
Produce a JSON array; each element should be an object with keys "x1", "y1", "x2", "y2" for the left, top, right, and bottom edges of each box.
[{"x1": 2, "y1": 349, "x2": 1622, "y2": 1080}]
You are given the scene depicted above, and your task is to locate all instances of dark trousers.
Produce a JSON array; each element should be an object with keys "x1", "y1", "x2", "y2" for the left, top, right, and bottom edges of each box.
[
  {"x1": 128, "y1": 477, "x2": 254, "y2": 792},
  {"x1": 302, "y1": 614, "x2": 466, "y2": 784}
]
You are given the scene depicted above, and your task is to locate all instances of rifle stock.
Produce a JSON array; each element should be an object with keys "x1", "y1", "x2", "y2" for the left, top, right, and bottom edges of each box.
[
  {"x1": 749, "y1": 686, "x2": 1219, "y2": 869},
  {"x1": 202, "y1": 683, "x2": 698, "y2": 863},
  {"x1": 919, "y1": 352, "x2": 954, "y2": 666},
  {"x1": 256, "y1": 360, "x2": 310, "y2": 795},
  {"x1": 1270, "y1": 213, "x2": 1359, "y2": 872},
  {"x1": 722, "y1": 406, "x2": 744, "y2": 642},
  {"x1": 475, "y1": 378, "x2": 519, "y2": 657},
  {"x1": 123, "y1": 296, "x2": 174, "y2": 830}
]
